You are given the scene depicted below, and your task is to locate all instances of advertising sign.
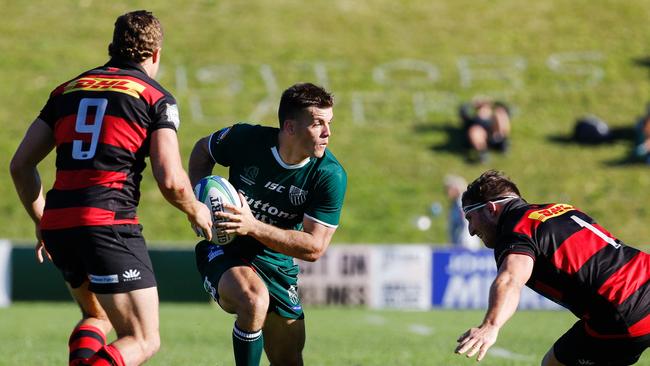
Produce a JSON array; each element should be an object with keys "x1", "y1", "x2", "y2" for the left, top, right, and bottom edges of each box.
[
  {"x1": 0, "y1": 240, "x2": 10, "y2": 307},
  {"x1": 432, "y1": 248, "x2": 561, "y2": 310},
  {"x1": 297, "y1": 245, "x2": 373, "y2": 306},
  {"x1": 370, "y1": 245, "x2": 431, "y2": 309}
]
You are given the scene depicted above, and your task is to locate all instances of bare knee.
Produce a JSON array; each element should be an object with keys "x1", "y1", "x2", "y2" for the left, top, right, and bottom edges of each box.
[
  {"x1": 115, "y1": 333, "x2": 160, "y2": 362},
  {"x1": 242, "y1": 289, "x2": 269, "y2": 313},
  {"x1": 142, "y1": 332, "x2": 161, "y2": 360},
  {"x1": 71, "y1": 282, "x2": 113, "y2": 334},
  {"x1": 235, "y1": 290, "x2": 269, "y2": 329},
  {"x1": 219, "y1": 268, "x2": 269, "y2": 330}
]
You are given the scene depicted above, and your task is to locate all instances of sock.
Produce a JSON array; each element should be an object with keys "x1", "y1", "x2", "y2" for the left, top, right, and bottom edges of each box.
[
  {"x1": 232, "y1": 323, "x2": 264, "y2": 366},
  {"x1": 81, "y1": 345, "x2": 125, "y2": 366},
  {"x1": 68, "y1": 325, "x2": 106, "y2": 366}
]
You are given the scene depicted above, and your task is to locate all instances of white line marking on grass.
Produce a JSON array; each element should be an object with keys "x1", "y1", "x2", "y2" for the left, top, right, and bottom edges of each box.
[
  {"x1": 408, "y1": 324, "x2": 434, "y2": 336},
  {"x1": 364, "y1": 315, "x2": 386, "y2": 325},
  {"x1": 489, "y1": 347, "x2": 534, "y2": 360}
]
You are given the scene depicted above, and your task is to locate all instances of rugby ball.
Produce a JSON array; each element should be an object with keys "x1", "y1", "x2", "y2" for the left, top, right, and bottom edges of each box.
[{"x1": 194, "y1": 175, "x2": 243, "y2": 245}]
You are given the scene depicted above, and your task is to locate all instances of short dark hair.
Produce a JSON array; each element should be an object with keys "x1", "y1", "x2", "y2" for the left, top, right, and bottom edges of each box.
[
  {"x1": 108, "y1": 10, "x2": 163, "y2": 63},
  {"x1": 462, "y1": 170, "x2": 521, "y2": 207},
  {"x1": 277, "y1": 83, "x2": 334, "y2": 129}
]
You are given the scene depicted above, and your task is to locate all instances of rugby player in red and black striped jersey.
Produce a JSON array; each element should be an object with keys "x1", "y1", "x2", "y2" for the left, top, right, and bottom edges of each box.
[
  {"x1": 10, "y1": 10, "x2": 212, "y2": 366},
  {"x1": 455, "y1": 170, "x2": 649, "y2": 365}
]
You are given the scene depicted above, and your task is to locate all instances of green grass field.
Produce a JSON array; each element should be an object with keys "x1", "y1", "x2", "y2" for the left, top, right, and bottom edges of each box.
[
  {"x1": 3, "y1": 302, "x2": 647, "y2": 365},
  {"x1": 2, "y1": 3, "x2": 649, "y2": 365},
  {"x1": 3, "y1": 1, "x2": 650, "y2": 246}
]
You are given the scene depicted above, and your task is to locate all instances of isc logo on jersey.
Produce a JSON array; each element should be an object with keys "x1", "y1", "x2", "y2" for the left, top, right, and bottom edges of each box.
[{"x1": 194, "y1": 175, "x2": 242, "y2": 245}]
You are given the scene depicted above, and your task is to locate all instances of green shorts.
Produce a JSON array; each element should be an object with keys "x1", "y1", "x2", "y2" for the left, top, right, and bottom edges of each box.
[{"x1": 195, "y1": 240, "x2": 304, "y2": 320}]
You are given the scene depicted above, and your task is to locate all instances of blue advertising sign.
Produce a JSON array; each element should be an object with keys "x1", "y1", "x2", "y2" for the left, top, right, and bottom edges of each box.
[{"x1": 431, "y1": 248, "x2": 561, "y2": 310}]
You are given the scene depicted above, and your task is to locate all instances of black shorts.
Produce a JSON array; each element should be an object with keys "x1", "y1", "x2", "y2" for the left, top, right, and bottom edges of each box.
[
  {"x1": 41, "y1": 225, "x2": 157, "y2": 294},
  {"x1": 554, "y1": 320, "x2": 650, "y2": 366}
]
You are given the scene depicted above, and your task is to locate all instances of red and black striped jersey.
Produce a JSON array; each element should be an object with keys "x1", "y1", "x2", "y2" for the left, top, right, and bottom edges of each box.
[
  {"x1": 496, "y1": 199, "x2": 650, "y2": 339},
  {"x1": 38, "y1": 59, "x2": 180, "y2": 230}
]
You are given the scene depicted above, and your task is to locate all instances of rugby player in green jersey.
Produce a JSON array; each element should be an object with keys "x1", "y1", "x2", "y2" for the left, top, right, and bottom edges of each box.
[{"x1": 189, "y1": 82, "x2": 347, "y2": 366}]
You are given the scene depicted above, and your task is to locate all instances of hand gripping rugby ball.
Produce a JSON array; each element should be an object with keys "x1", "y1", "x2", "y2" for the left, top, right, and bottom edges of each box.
[{"x1": 194, "y1": 175, "x2": 243, "y2": 245}]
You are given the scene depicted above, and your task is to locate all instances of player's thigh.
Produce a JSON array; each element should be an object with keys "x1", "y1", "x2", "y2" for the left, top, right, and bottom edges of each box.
[
  {"x1": 263, "y1": 312, "x2": 305, "y2": 365},
  {"x1": 195, "y1": 241, "x2": 269, "y2": 314},
  {"x1": 96, "y1": 287, "x2": 159, "y2": 338},
  {"x1": 218, "y1": 265, "x2": 269, "y2": 315},
  {"x1": 68, "y1": 280, "x2": 109, "y2": 320}
]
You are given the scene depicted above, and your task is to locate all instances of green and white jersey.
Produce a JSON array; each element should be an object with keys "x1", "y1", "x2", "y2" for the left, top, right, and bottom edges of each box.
[{"x1": 207, "y1": 123, "x2": 347, "y2": 263}]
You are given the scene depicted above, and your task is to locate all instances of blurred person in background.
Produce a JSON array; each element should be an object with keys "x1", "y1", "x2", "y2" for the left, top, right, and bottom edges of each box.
[
  {"x1": 443, "y1": 174, "x2": 481, "y2": 250},
  {"x1": 455, "y1": 170, "x2": 649, "y2": 365},
  {"x1": 189, "y1": 82, "x2": 347, "y2": 366},
  {"x1": 633, "y1": 113, "x2": 650, "y2": 164},
  {"x1": 9, "y1": 10, "x2": 212, "y2": 366},
  {"x1": 459, "y1": 99, "x2": 512, "y2": 163}
]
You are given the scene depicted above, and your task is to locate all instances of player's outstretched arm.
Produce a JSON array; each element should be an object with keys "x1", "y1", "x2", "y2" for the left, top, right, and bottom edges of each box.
[
  {"x1": 455, "y1": 253, "x2": 533, "y2": 362},
  {"x1": 9, "y1": 119, "x2": 55, "y2": 263},
  {"x1": 188, "y1": 136, "x2": 215, "y2": 187},
  {"x1": 218, "y1": 195, "x2": 336, "y2": 262},
  {"x1": 150, "y1": 128, "x2": 213, "y2": 241}
]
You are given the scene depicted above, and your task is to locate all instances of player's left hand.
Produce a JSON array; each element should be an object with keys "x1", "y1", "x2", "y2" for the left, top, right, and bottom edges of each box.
[
  {"x1": 455, "y1": 324, "x2": 499, "y2": 362},
  {"x1": 215, "y1": 192, "x2": 259, "y2": 236}
]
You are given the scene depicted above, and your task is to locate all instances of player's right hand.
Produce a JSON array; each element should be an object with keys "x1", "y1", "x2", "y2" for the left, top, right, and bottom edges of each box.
[
  {"x1": 455, "y1": 325, "x2": 499, "y2": 362},
  {"x1": 188, "y1": 200, "x2": 213, "y2": 241},
  {"x1": 34, "y1": 223, "x2": 51, "y2": 263}
]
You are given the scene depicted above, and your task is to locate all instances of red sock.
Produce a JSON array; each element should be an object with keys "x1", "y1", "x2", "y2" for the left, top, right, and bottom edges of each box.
[
  {"x1": 69, "y1": 325, "x2": 106, "y2": 366},
  {"x1": 82, "y1": 345, "x2": 125, "y2": 366}
]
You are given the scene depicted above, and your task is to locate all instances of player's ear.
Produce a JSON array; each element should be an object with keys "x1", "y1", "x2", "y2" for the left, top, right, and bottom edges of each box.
[
  {"x1": 487, "y1": 201, "x2": 498, "y2": 214},
  {"x1": 152, "y1": 48, "x2": 160, "y2": 63},
  {"x1": 284, "y1": 119, "x2": 296, "y2": 135}
]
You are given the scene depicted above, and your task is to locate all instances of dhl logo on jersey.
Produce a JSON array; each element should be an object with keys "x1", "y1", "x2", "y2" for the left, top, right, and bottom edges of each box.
[
  {"x1": 63, "y1": 78, "x2": 145, "y2": 98},
  {"x1": 527, "y1": 203, "x2": 575, "y2": 222}
]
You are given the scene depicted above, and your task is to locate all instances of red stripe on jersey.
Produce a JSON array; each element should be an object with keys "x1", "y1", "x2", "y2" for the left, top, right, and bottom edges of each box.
[
  {"x1": 54, "y1": 170, "x2": 126, "y2": 190},
  {"x1": 598, "y1": 252, "x2": 650, "y2": 305},
  {"x1": 628, "y1": 313, "x2": 650, "y2": 337},
  {"x1": 41, "y1": 207, "x2": 138, "y2": 230},
  {"x1": 101, "y1": 115, "x2": 147, "y2": 151},
  {"x1": 512, "y1": 210, "x2": 542, "y2": 237},
  {"x1": 551, "y1": 227, "x2": 608, "y2": 274},
  {"x1": 82, "y1": 74, "x2": 164, "y2": 105},
  {"x1": 585, "y1": 314, "x2": 650, "y2": 338},
  {"x1": 54, "y1": 115, "x2": 147, "y2": 152},
  {"x1": 51, "y1": 81, "x2": 68, "y2": 97}
]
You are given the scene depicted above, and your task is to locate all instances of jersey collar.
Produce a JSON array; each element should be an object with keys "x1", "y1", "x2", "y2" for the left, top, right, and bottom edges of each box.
[
  {"x1": 271, "y1": 146, "x2": 311, "y2": 169},
  {"x1": 104, "y1": 58, "x2": 147, "y2": 75},
  {"x1": 496, "y1": 198, "x2": 528, "y2": 236}
]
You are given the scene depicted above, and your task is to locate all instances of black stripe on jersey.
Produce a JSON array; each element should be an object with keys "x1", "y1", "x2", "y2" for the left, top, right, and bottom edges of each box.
[
  {"x1": 55, "y1": 143, "x2": 143, "y2": 171},
  {"x1": 534, "y1": 209, "x2": 589, "y2": 255},
  {"x1": 528, "y1": 259, "x2": 587, "y2": 316},
  {"x1": 44, "y1": 185, "x2": 139, "y2": 211},
  {"x1": 619, "y1": 279, "x2": 650, "y2": 329},
  {"x1": 579, "y1": 245, "x2": 641, "y2": 294}
]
